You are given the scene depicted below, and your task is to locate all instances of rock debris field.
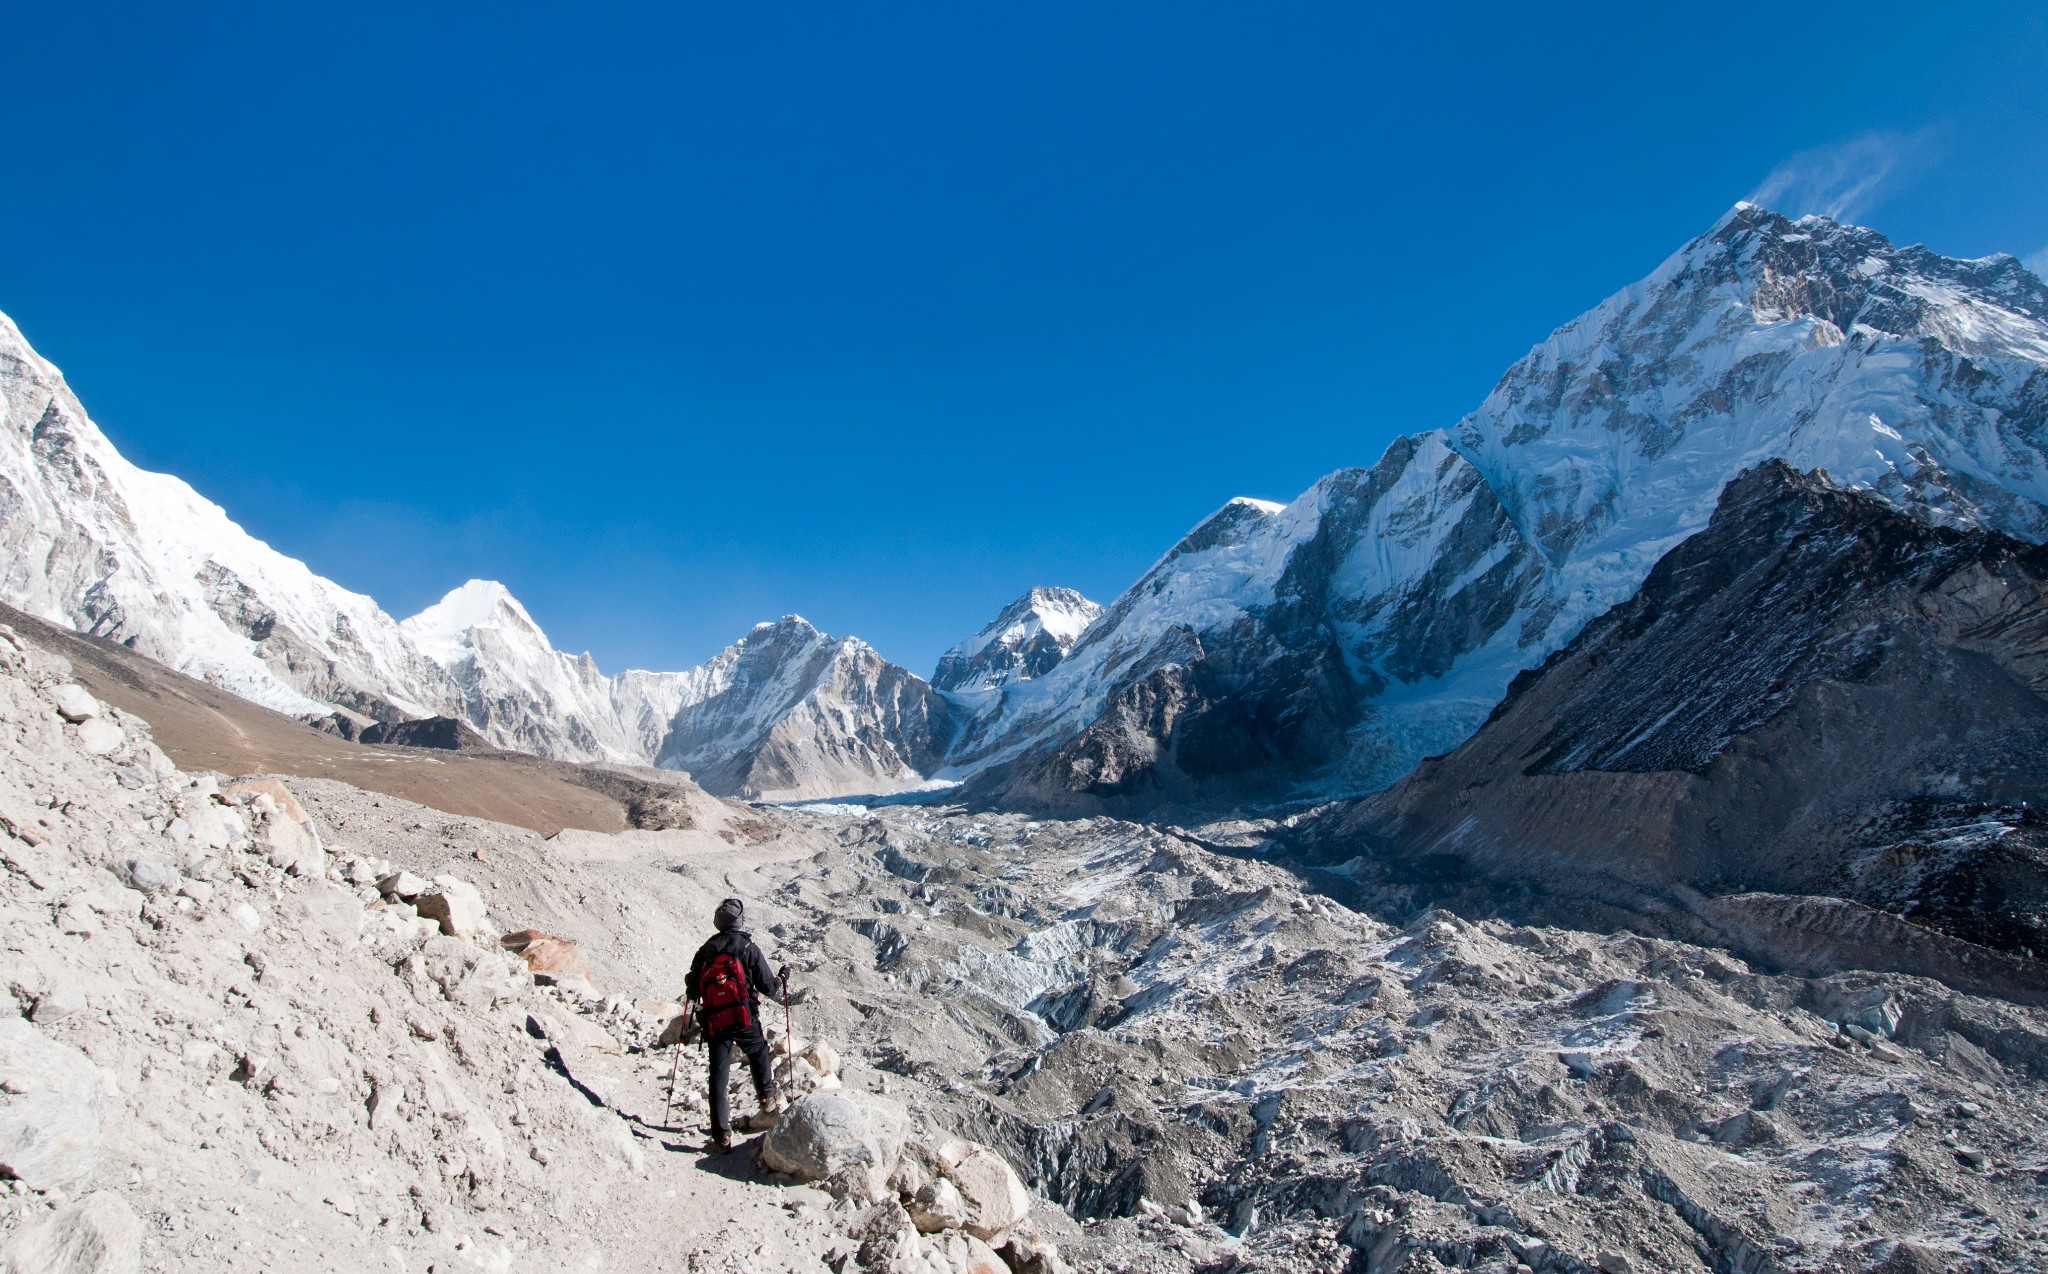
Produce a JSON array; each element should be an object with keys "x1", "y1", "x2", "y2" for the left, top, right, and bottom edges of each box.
[{"x1": 0, "y1": 616, "x2": 2044, "y2": 1273}]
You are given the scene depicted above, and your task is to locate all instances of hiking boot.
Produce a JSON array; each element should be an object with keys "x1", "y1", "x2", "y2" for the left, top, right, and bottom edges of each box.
[
  {"x1": 705, "y1": 1130, "x2": 733, "y2": 1154},
  {"x1": 738, "y1": 1094, "x2": 787, "y2": 1132}
]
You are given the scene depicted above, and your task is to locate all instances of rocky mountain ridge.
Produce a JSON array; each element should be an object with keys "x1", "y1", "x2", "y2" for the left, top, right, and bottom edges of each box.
[
  {"x1": 7, "y1": 202, "x2": 2047, "y2": 810},
  {"x1": 957, "y1": 203, "x2": 2048, "y2": 812},
  {"x1": 1303, "y1": 460, "x2": 2048, "y2": 999}
]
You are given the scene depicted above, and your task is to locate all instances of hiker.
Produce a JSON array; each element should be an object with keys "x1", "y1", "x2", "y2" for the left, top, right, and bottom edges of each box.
[{"x1": 685, "y1": 896, "x2": 786, "y2": 1151}]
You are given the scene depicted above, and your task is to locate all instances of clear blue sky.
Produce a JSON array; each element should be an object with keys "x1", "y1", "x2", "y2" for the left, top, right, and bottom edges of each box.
[{"x1": 4, "y1": 3, "x2": 2044, "y2": 675}]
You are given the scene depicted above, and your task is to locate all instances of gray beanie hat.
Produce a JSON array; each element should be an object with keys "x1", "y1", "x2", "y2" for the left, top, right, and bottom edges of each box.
[{"x1": 713, "y1": 897, "x2": 744, "y2": 931}]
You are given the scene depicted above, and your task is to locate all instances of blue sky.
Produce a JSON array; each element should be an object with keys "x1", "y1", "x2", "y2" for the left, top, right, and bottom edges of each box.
[{"x1": 4, "y1": 3, "x2": 2044, "y2": 675}]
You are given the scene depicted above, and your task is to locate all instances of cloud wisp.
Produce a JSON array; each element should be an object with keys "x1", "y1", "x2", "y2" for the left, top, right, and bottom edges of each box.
[
  {"x1": 1748, "y1": 129, "x2": 1938, "y2": 224},
  {"x1": 2025, "y1": 247, "x2": 2048, "y2": 280}
]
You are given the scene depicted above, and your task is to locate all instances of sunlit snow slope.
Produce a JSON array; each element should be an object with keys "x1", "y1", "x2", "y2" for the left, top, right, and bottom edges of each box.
[
  {"x1": 0, "y1": 318, "x2": 940, "y2": 794},
  {"x1": 964, "y1": 204, "x2": 2048, "y2": 808}
]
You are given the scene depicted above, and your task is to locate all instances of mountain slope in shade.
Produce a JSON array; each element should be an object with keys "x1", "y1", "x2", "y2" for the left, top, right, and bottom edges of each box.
[
  {"x1": 962, "y1": 204, "x2": 2048, "y2": 812},
  {"x1": 1306, "y1": 462, "x2": 2048, "y2": 998},
  {"x1": 655, "y1": 616, "x2": 948, "y2": 801}
]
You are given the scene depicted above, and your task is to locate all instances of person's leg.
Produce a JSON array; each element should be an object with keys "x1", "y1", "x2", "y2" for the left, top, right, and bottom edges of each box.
[
  {"x1": 741, "y1": 1023, "x2": 776, "y2": 1106},
  {"x1": 707, "y1": 1035, "x2": 733, "y2": 1139}
]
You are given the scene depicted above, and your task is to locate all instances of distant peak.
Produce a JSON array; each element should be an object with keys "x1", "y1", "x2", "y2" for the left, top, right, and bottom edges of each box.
[{"x1": 400, "y1": 579, "x2": 544, "y2": 666}]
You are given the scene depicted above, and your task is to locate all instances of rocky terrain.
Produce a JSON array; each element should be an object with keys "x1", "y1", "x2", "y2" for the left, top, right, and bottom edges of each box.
[
  {"x1": 1306, "y1": 462, "x2": 2048, "y2": 1000},
  {"x1": 0, "y1": 617, "x2": 1090, "y2": 1273},
  {"x1": 5, "y1": 608, "x2": 2045, "y2": 1272}
]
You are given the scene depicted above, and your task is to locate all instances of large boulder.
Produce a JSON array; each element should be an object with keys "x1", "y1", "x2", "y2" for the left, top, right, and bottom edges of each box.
[
  {"x1": 417, "y1": 876, "x2": 490, "y2": 940},
  {"x1": 72, "y1": 719, "x2": 124, "y2": 758},
  {"x1": 0, "y1": 1018, "x2": 110, "y2": 1190},
  {"x1": 2, "y1": 1189, "x2": 143, "y2": 1274},
  {"x1": 48, "y1": 685, "x2": 99, "y2": 724},
  {"x1": 907, "y1": 1175, "x2": 967, "y2": 1234},
  {"x1": 230, "y1": 779, "x2": 323, "y2": 875},
  {"x1": 757, "y1": 1092, "x2": 909, "y2": 1192},
  {"x1": 935, "y1": 1139, "x2": 1032, "y2": 1242},
  {"x1": 416, "y1": 891, "x2": 486, "y2": 941},
  {"x1": 528, "y1": 1009, "x2": 620, "y2": 1056}
]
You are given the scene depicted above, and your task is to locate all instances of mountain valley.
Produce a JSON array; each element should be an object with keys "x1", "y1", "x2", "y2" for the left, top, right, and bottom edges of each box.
[{"x1": 3, "y1": 201, "x2": 2048, "y2": 1272}]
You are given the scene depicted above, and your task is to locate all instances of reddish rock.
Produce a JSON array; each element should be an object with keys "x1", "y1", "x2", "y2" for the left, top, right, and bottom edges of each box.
[{"x1": 501, "y1": 930, "x2": 592, "y2": 981}]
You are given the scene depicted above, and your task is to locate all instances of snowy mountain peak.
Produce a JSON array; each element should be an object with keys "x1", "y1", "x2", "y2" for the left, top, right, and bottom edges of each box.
[
  {"x1": 931, "y1": 586, "x2": 1103, "y2": 696},
  {"x1": 400, "y1": 580, "x2": 545, "y2": 669},
  {"x1": 963, "y1": 204, "x2": 2048, "y2": 810}
]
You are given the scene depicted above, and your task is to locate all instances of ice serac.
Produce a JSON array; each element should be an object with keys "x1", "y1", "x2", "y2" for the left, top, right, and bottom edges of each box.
[
  {"x1": 655, "y1": 616, "x2": 948, "y2": 802},
  {"x1": 1313, "y1": 462, "x2": 2048, "y2": 999},
  {"x1": 967, "y1": 204, "x2": 2048, "y2": 811},
  {"x1": 0, "y1": 310, "x2": 448, "y2": 723}
]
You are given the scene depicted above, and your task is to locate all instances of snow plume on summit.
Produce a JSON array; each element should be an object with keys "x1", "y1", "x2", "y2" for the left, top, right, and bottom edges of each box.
[{"x1": 968, "y1": 203, "x2": 2048, "y2": 811}]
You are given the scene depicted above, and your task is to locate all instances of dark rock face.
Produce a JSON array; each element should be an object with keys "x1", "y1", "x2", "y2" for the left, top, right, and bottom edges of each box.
[
  {"x1": 359, "y1": 716, "x2": 495, "y2": 751},
  {"x1": 1310, "y1": 463, "x2": 2048, "y2": 995}
]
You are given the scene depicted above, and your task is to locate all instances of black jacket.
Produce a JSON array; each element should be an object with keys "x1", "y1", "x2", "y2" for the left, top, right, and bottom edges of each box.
[{"x1": 686, "y1": 928, "x2": 780, "y2": 1010}]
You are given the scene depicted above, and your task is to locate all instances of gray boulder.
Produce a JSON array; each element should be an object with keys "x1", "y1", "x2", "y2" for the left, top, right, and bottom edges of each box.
[
  {"x1": 757, "y1": 1092, "x2": 909, "y2": 1190},
  {"x1": 112, "y1": 859, "x2": 177, "y2": 895},
  {"x1": 0, "y1": 1018, "x2": 110, "y2": 1190}
]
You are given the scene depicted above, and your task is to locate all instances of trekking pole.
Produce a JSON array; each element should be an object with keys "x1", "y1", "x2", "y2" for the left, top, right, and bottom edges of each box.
[
  {"x1": 663, "y1": 999, "x2": 691, "y2": 1126},
  {"x1": 779, "y1": 965, "x2": 794, "y2": 1090},
  {"x1": 663, "y1": 1036, "x2": 683, "y2": 1126}
]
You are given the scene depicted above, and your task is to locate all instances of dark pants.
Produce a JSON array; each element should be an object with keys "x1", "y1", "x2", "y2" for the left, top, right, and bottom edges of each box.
[{"x1": 706, "y1": 1020, "x2": 774, "y2": 1136}]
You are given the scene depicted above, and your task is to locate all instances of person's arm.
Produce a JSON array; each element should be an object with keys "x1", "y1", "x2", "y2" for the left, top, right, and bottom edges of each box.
[
  {"x1": 748, "y1": 942, "x2": 781, "y2": 1003},
  {"x1": 684, "y1": 945, "x2": 706, "y2": 1001}
]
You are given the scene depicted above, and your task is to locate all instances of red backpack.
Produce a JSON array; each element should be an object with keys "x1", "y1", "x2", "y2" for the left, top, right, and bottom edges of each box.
[{"x1": 698, "y1": 951, "x2": 752, "y2": 1037}]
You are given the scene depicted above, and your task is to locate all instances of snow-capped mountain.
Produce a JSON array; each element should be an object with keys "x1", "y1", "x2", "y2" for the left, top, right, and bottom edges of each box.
[
  {"x1": 396, "y1": 580, "x2": 697, "y2": 763},
  {"x1": 0, "y1": 309, "x2": 452, "y2": 722},
  {"x1": 655, "y1": 616, "x2": 947, "y2": 801},
  {"x1": 966, "y1": 203, "x2": 2048, "y2": 810},
  {"x1": 932, "y1": 587, "x2": 1102, "y2": 696},
  {"x1": 10, "y1": 202, "x2": 2047, "y2": 813},
  {"x1": 0, "y1": 310, "x2": 944, "y2": 795},
  {"x1": 932, "y1": 586, "x2": 1102, "y2": 757}
]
